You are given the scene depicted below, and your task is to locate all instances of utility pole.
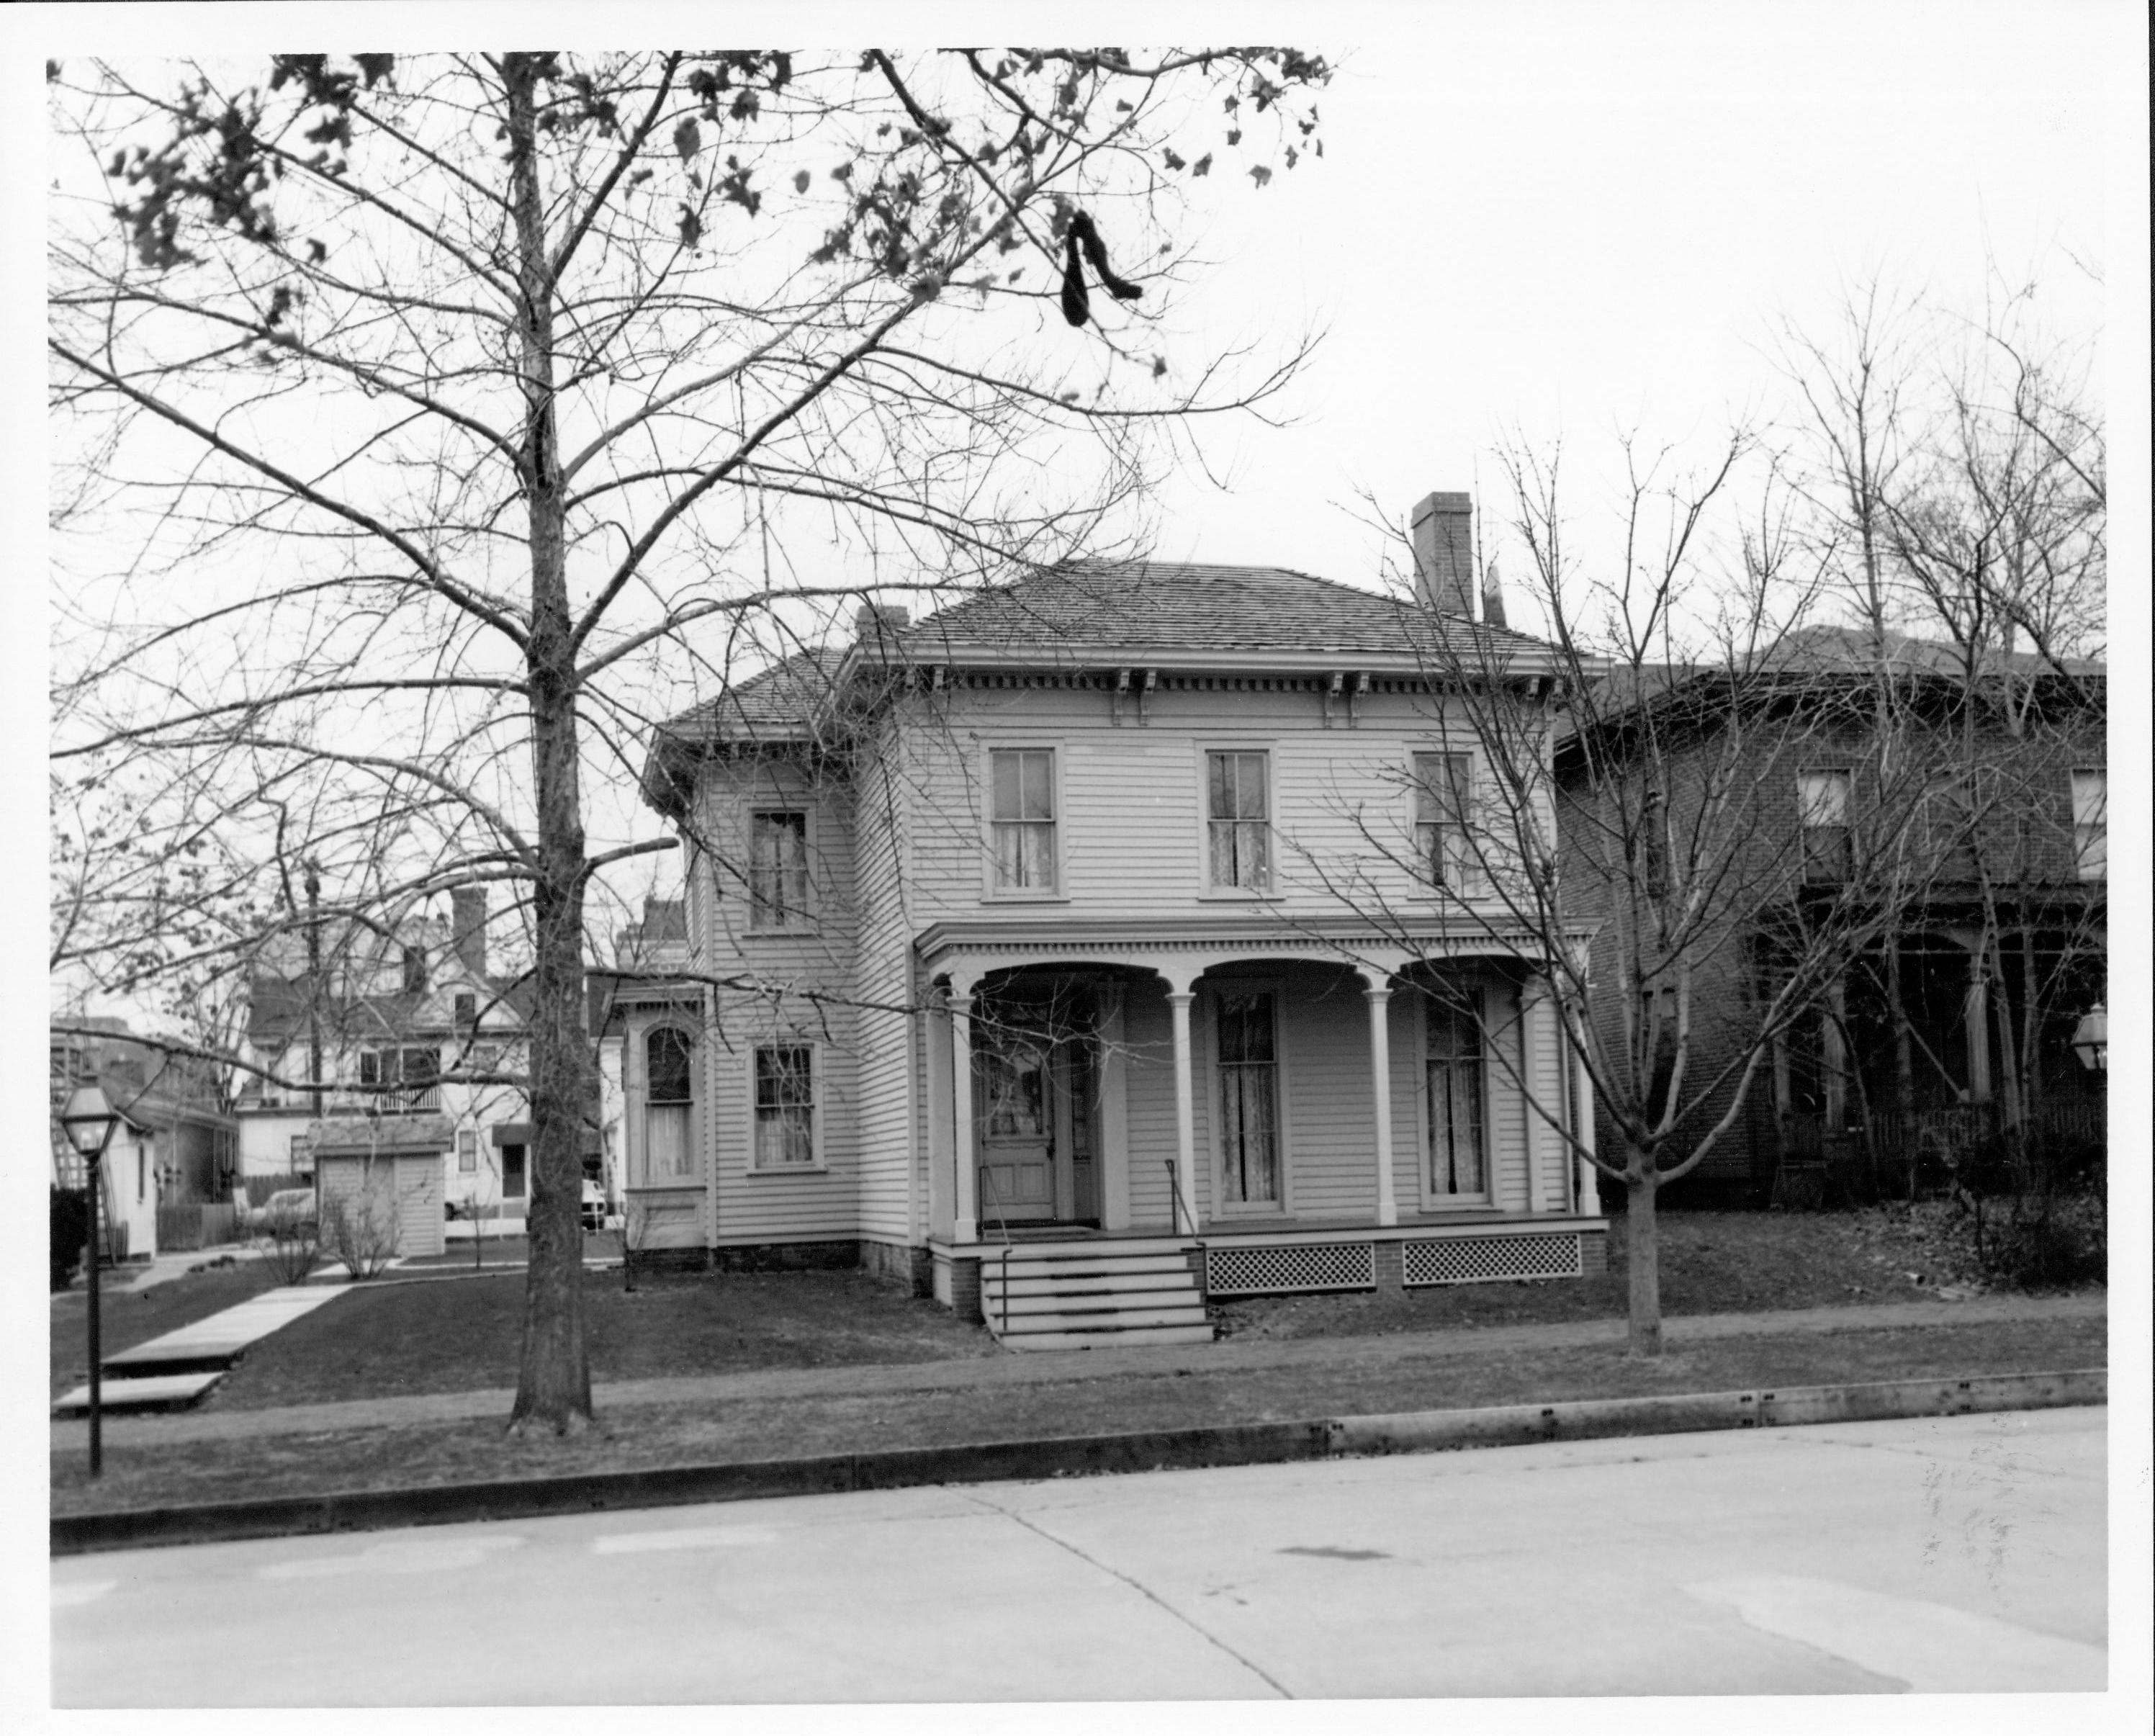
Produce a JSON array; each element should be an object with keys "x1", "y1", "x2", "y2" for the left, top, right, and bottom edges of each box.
[{"x1": 305, "y1": 860, "x2": 324, "y2": 1120}]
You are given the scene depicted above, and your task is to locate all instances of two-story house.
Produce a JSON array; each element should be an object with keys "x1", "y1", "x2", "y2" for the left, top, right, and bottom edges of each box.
[
  {"x1": 630, "y1": 491, "x2": 1607, "y2": 1345},
  {"x1": 1556, "y1": 627, "x2": 2106, "y2": 1205},
  {"x1": 234, "y1": 888, "x2": 539, "y2": 1227}
]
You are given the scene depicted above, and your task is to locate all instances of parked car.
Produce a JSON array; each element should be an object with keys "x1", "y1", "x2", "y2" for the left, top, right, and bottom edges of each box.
[
  {"x1": 250, "y1": 1187, "x2": 318, "y2": 1235},
  {"x1": 580, "y1": 1180, "x2": 607, "y2": 1233}
]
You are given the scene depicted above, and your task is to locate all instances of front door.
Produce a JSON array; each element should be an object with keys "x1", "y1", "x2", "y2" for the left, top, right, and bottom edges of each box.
[{"x1": 976, "y1": 1026, "x2": 1057, "y2": 1223}]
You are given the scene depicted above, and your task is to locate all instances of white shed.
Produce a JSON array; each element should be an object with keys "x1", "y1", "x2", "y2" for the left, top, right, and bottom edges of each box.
[{"x1": 308, "y1": 1115, "x2": 451, "y2": 1259}]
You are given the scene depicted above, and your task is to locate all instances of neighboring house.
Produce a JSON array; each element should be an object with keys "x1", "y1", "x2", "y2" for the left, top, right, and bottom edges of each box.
[
  {"x1": 1557, "y1": 627, "x2": 2106, "y2": 1203},
  {"x1": 634, "y1": 490, "x2": 1607, "y2": 1341},
  {"x1": 590, "y1": 896, "x2": 695, "y2": 1220},
  {"x1": 49, "y1": 1017, "x2": 238, "y2": 1261},
  {"x1": 233, "y1": 889, "x2": 540, "y2": 1224}
]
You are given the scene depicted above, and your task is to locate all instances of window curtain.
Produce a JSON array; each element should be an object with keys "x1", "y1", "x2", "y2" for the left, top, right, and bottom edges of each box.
[{"x1": 1217, "y1": 992, "x2": 1279, "y2": 1203}]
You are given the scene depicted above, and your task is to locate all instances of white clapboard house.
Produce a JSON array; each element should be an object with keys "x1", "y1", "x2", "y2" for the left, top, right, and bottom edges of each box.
[{"x1": 629, "y1": 493, "x2": 1606, "y2": 1346}]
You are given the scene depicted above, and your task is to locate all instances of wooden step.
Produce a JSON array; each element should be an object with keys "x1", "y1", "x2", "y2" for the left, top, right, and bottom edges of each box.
[
  {"x1": 988, "y1": 1292, "x2": 1202, "y2": 1322},
  {"x1": 991, "y1": 1323, "x2": 1218, "y2": 1352},
  {"x1": 983, "y1": 1252, "x2": 1197, "y2": 1280},
  {"x1": 982, "y1": 1266, "x2": 1200, "y2": 1295}
]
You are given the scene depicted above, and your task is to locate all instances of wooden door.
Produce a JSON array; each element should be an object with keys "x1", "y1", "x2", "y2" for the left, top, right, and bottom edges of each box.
[{"x1": 977, "y1": 1027, "x2": 1056, "y2": 1223}]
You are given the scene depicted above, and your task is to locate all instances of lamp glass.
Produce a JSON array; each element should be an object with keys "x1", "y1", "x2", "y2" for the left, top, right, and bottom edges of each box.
[{"x1": 59, "y1": 1082, "x2": 117, "y2": 1156}]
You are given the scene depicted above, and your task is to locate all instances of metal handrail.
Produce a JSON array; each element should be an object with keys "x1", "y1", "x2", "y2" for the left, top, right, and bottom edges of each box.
[{"x1": 978, "y1": 1164, "x2": 1014, "y2": 1336}]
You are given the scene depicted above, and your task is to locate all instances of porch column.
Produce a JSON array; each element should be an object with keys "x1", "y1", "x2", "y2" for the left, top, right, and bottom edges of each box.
[
  {"x1": 1363, "y1": 984, "x2": 1398, "y2": 1228},
  {"x1": 924, "y1": 988, "x2": 955, "y2": 1241},
  {"x1": 1573, "y1": 1035, "x2": 1601, "y2": 1218},
  {"x1": 950, "y1": 988, "x2": 978, "y2": 1243},
  {"x1": 1521, "y1": 975, "x2": 1560, "y2": 1213},
  {"x1": 1166, "y1": 986, "x2": 1201, "y2": 1233},
  {"x1": 1097, "y1": 981, "x2": 1133, "y2": 1231},
  {"x1": 1961, "y1": 940, "x2": 1992, "y2": 1104}
]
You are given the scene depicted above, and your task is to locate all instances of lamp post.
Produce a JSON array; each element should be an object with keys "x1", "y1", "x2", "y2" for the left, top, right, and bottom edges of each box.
[
  {"x1": 58, "y1": 1082, "x2": 122, "y2": 1478},
  {"x1": 2069, "y1": 1003, "x2": 2107, "y2": 1073}
]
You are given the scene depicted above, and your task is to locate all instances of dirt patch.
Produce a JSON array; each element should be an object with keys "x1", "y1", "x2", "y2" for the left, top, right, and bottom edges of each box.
[
  {"x1": 1213, "y1": 1203, "x2": 2023, "y2": 1343},
  {"x1": 204, "y1": 1267, "x2": 997, "y2": 1411},
  {"x1": 50, "y1": 1315, "x2": 2105, "y2": 1519}
]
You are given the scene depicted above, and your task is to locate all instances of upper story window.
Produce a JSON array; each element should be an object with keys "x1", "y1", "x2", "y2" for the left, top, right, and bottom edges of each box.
[
  {"x1": 2071, "y1": 768, "x2": 2105, "y2": 881},
  {"x1": 1798, "y1": 769, "x2": 1852, "y2": 884},
  {"x1": 749, "y1": 810, "x2": 810, "y2": 930},
  {"x1": 1206, "y1": 750, "x2": 1272, "y2": 892},
  {"x1": 642, "y1": 1026, "x2": 697, "y2": 1184},
  {"x1": 989, "y1": 748, "x2": 1058, "y2": 893},
  {"x1": 402, "y1": 946, "x2": 428, "y2": 994},
  {"x1": 1413, "y1": 751, "x2": 1475, "y2": 892},
  {"x1": 453, "y1": 991, "x2": 477, "y2": 1032},
  {"x1": 359, "y1": 1045, "x2": 439, "y2": 1110}
]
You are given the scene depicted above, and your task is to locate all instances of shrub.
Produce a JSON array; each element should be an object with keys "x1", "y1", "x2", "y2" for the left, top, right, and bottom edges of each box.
[
  {"x1": 320, "y1": 1184, "x2": 401, "y2": 1279},
  {"x1": 50, "y1": 1186, "x2": 90, "y2": 1292},
  {"x1": 259, "y1": 1204, "x2": 320, "y2": 1285}
]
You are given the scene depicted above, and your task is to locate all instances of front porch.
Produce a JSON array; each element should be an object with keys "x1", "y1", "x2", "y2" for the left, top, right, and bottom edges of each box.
[{"x1": 918, "y1": 917, "x2": 1604, "y2": 1331}]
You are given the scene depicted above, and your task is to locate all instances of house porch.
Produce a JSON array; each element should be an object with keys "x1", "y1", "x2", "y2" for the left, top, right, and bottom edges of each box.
[{"x1": 918, "y1": 919, "x2": 1602, "y2": 1318}]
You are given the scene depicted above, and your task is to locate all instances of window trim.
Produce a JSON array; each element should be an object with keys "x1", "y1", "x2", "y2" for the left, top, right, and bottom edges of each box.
[
  {"x1": 634, "y1": 1020, "x2": 701, "y2": 1188},
  {"x1": 979, "y1": 739, "x2": 1069, "y2": 904},
  {"x1": 1797, "y1": 767, "x2": 1854, "y2": 884},
  {"x1": 746, "y1": 806, "x2": 816, "y2": 935},
  {"x1": 1406, "y1": 746, "x2": 1482, "y2": 898},
  {"x1": 1415, "y1": 984, "x2": 1495, "y2": 1211},
  {"x1": 1205, "y1": 979, "x2": 1292, "y2": 1217},
  {"x1": 2070, "y1": 767, "x2": 2106, "y2": 883},
  {"x1": 1196, "y1": 741, "x2": 1281, "y2": 899},
  {"x1": 744, "y1": 1038, "x2": 825, "y2": 1174}
]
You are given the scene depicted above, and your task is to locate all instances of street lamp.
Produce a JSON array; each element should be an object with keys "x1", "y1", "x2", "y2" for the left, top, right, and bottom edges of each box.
[
  {"x1": 2069, "y1": 1003, "x2": 2107, "y2": 1073},
  {"x1": 58, "y1": 1081, "x2": 122, "y2": 1478}
]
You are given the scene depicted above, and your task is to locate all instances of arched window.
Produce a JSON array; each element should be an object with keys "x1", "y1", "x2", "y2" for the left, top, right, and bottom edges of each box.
[{"x1": 643, "y1": 1027, "x2": 697, "y2": 1184}]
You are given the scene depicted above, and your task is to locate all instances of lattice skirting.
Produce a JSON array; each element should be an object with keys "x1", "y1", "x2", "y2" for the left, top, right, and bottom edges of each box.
[
  {"x1": 1206, "y1": 1241, "x2": 1377, "y2": 1297},
  {"x1": 1403, "y1": 1231, "x2": 1584, "y2": 1287}
]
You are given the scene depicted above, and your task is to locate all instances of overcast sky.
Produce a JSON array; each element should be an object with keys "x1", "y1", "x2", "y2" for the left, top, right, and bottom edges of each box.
[{"x1": 15, "y1": 0, "x2": 2147, "y2": 935}]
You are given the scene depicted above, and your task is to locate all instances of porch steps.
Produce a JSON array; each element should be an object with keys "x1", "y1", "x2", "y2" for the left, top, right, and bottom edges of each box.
[{"x1": 978, "y1": 1242, "x2": 1214, "y2": 1351}]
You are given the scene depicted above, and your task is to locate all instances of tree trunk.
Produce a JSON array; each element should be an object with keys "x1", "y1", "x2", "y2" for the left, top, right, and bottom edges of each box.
[
  {"x1": 1624, "y1": 1153, "x2": 1663, "y2": 1357},
  {"x1": 505, "y1": 53, "x2": 594, "y2": 1435}
]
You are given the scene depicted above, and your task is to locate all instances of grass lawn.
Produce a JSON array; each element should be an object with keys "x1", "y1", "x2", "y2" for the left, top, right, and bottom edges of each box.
[
  {"x1": 49, "y1": 1259, "x2": 285, "y2": 1401},
  {"x1": 50, "y1": 1313, "x2": 2105, "y2": 1518},
  {"x1": 204, "y1": 1267, "x2": 998, "y2": 1411},
  {"x1": 1214, "y1": 1202, "x2": 2024, "y2": 1341}
]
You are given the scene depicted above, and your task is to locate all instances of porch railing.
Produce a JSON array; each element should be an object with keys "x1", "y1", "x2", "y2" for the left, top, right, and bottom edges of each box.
[
  {"x1": 1776, "y1": 1098, "x2": 2107, "y2": 1202},
  {"x1": 978, "y1": 1165, "x2": 1014, "y2": 1336}
]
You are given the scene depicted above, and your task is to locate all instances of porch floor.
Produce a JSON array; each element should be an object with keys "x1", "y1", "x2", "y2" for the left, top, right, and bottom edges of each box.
[{"x1": 942, "y1": 1210, "x2": 1605, "y2": 1256}]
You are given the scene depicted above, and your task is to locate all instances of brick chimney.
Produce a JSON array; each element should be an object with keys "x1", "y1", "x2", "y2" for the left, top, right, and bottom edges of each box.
[
  {"x1": 450, "y1": 887, "x2": 487, "y2": 980},
  {"x1": 854, "y1": 602, "x2": 910, "y2": 642},
  {"x1": 1410, "y1": 492, "x2": 1477, "y2": 620}
]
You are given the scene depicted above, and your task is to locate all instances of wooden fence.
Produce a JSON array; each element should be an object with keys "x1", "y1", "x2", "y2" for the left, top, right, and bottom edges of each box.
[{"x1": 153, "y1": 1202, "x2": 244, "y2": 1251}]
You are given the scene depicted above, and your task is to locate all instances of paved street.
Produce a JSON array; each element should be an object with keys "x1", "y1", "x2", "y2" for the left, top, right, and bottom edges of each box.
[{"x1": 53, "y1": 1408, "x2": 2105, "y2": 1704}]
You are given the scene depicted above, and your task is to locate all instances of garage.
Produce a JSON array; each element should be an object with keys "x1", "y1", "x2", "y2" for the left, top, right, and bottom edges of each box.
[{"x1": 308, "y1": 1114, "x2": 451, "y2": 1260}]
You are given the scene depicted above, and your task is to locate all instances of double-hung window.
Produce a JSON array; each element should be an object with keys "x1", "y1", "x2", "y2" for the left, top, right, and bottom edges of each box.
[
  {"x1": 1216, "y1": 992, "x2": 1282, "y2": 1206},
  {"x1": 1426, "y1": 993, "x2": 1487, "y2": 1199},
  {"x1": 1207, "y1": 751, "x2": 1272, "y2": 892},
  {"x1": 753, "y1": 1045, "x2": 816, "y2": 1169},
  {"x1": 749, "y1": 811, "x2": 810, "y2": 929},
  {"x1": 989, "y1": 748, "x2": 1058, "y2": 892},
  {"x1": 1798, "y1": 770, "x2": 1853, "y2": 884},
  {"x1": 2071, "y1": 769, "x2": 2105, "y2": 881},
  {"x1": 1413, "y1": 752, "x2": 1475, "y2": 892},
  {"x1": 642, "y1": 1027, "x2": 696, "y2": 1184}
]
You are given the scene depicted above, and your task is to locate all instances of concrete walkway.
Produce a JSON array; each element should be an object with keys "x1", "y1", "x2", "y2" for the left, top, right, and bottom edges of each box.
[{"x1": 49, "y1": 1290, "x2": 2103, "y2": 1448}]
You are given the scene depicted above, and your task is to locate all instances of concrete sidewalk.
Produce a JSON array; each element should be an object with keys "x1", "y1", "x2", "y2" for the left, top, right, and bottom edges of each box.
[{"x1": 49, "y1": 1290, "x2": 2104, "y2": 1449}]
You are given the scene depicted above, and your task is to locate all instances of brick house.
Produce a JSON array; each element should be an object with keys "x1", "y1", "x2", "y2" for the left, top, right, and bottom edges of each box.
[
  {"x1": 1555, "y1": 628, "x2": 2106, "y2": 1204},
  {"x1": 629, "y1": 492, "x2": 1608, "y2": 1346}
]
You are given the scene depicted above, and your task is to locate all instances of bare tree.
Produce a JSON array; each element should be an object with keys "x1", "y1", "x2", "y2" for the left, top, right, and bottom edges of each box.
[
  {"x1": 1333, "y1": 436, "x2": 1929, "y2": 1354},
  {"x1": 48, "y1": 50, "x2": 1331, "y2": 1431}
]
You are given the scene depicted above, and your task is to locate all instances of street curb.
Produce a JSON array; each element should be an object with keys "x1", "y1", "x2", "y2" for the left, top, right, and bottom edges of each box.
[{"x1": 50, "y1": 1366, "x2": 2105, "y2": 1557}]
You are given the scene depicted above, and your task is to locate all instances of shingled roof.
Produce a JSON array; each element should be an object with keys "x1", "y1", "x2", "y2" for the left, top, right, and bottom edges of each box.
[
  {"x1": 642, "y1": 560, "x2": 1563, "y2": 813},
  {"x1": 903, "y1": 559, "x2": 1548, "y2": 660}
]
